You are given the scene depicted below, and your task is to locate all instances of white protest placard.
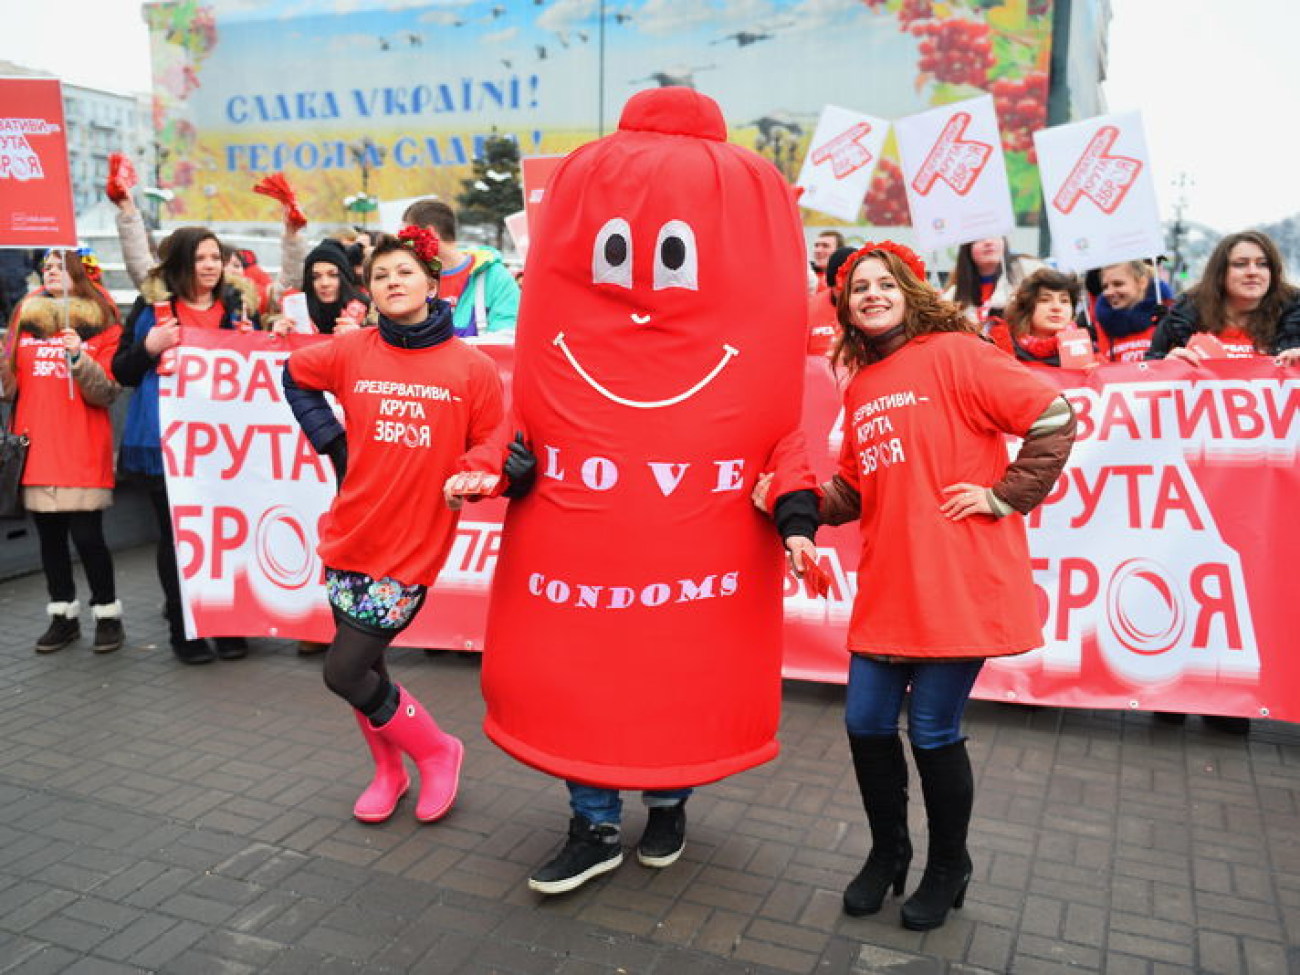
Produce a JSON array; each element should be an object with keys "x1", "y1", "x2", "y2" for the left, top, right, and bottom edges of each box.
[
  {"x1": 1034, "y1": 112, "x2": 1162, "y2": 272},
  {"x1": 795, "y1": 105, "x2": 891, "y2": 222},
  {"x1": 895, "y1": 95, "x2": 1014, "y2": 253},
  {"x1": 280, "y1": 290, "x2": 314, "y2": 334},
  {"x1": 504, "y1": 209, "x2": 529, "y2": 263}
]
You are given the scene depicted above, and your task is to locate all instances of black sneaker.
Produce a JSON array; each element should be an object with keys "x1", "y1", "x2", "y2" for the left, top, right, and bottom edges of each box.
[
  {"x1": 173, "y1": 638, "x2": 216, "y2": 665},
  {"x1": 214, "y1": 636, "x2": 248, "y2": 660},
  {"x1": 528, "y1": 816, "x2": 623, "y2": 894},
  {"x1": 637, "y1": 802, "x2": 686, "y2": 868},
  {"x1": 36, "y1": 616, "x2": 80, "y2": 654}
]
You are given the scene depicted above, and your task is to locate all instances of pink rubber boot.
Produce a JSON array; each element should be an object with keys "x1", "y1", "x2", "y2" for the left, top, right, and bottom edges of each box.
[
  {"x1": 372, "y1": 684, "x2": 464, "y2": 822},
  {"x1": 352, "y1": 710, "x2": 411, "y2": 823}
]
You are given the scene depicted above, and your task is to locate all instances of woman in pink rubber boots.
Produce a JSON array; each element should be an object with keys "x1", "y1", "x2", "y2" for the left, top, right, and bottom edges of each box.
[{"x1": 282, "y1": 228, "x2": 507, "y2": 822}]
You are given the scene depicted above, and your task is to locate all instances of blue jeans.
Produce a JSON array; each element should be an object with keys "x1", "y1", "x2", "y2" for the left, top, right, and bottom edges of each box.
[
  {"x1": 844, "y1": 655, "x2": 985, "y2": 749},
  {"x1": 567, "y1": 782, "x2": 693, "y2": 826}
]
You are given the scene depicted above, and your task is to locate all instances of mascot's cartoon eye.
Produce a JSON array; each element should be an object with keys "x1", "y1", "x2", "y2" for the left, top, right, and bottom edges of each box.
[
  {"x1": 654, "y1": 220, "x2": 698, "y2": 291},
  {"x1": 592, "y1": 218, "x2": 633, "y2": 288}
]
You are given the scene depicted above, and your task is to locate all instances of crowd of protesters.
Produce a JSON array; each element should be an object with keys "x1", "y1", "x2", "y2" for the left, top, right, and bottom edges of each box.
[{"x1": 2, "y1": 167, "x2": 1298, "y2": 929}]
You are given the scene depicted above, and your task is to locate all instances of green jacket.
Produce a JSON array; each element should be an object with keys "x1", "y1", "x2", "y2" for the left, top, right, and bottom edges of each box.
[{"x1": 449, "y1": 246, "x2": 520, "y2": 336}]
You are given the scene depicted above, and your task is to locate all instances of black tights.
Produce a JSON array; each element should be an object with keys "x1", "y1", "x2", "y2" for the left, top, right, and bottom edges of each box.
[
  {"x1": 147, "y1": 482, "x2": 186, "y2": 642},
  {"x1": 32, "y1": 510, "x2": 116, "y2": 605},
  {"x1": 322, "y1": 617, "x2": 396, "y2": 716}
]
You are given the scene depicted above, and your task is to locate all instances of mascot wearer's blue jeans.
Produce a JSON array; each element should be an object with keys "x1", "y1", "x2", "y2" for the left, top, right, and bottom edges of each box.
[
  {"x1": 567, "y1": 783, "x2": 693, "y2": 826},
  {"x1": 844, "y1": 655, "x2": 985, "y2": 749}
]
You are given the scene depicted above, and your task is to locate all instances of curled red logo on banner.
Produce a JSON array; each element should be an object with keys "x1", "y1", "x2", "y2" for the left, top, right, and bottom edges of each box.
[
  {"x1": 1105, "y1": 558, "x2": 1186, "y2": 656},
  {"x1": 255, "y1": 505, "x2": 316, "y2": 590}
]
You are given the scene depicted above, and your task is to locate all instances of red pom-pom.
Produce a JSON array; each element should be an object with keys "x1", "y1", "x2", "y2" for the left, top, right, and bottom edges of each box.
[
  {"x1": 105, "y1": 152, "x2": 138, "y2": 203},
  {"x1": 253, "y1": 172, "x2": 308, "y2": 230}
]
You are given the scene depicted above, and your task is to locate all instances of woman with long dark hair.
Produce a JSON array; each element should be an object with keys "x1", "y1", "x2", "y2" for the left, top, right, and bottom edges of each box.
[
  {"x1": 112, "y1": 226, "x2": 261, "y2": 664},
  {"x1": 942, "y1": 236, "x2": 1039, "y2": 328},
  {"x1": 302, "y1": 238, "x2": 370, "y2": 334},
  {"x1": 1147, "y1": 230, "x2": 1300, "y2": 365},
  {"x1": 2, "y1": 250, "x2": 126, "y2": 653}
]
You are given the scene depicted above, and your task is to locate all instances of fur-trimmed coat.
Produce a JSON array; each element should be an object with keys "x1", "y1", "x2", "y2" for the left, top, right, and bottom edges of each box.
[
  {"x1": 2, "y1": 292, "x2": 123, "y2": 509},
  {"x1": 2, "y1": 293, "x2": 120, "y2": 406}
]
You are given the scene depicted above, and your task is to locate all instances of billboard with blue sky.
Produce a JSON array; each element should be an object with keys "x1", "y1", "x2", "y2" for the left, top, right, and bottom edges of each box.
[{"x1": 147, "y1": 0, "x2": 1054, "y2": 226}]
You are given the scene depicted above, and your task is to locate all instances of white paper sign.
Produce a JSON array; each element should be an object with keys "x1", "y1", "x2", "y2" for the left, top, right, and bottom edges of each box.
[
  {"x1": 895, "y1": 95, "x2": 1014, "y2": 253},
  {"x1": 795, "y1": 105, "x2": 891, "y2": 222},
  {"x1": 1034, "y1": 112, "x2": 1162, "y2": 272},
  {"x1": 280, "y1": 291, "x2": 313, "y2": 334},
  {"x1": 504, "y1": 209, "x2": 529, "y2": 263}
]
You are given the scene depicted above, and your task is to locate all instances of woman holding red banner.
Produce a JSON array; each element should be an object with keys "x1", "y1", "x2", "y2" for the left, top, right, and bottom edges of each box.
[
  {"x1": 2, "y1": 250, "x2": 126, "y2": 654},
  {"x1": 1146, "y1": 230, "x2": 1300, "y2": 366},
  {"x1": 112, "y1": 227, "x2": 262, "y2": 665},
  {"x1": 1094, "y1": 260, "x2": 1172, "y2": 362},
  {"x1": 987, "y1": 268, "x2": 1092, "y2": 368},
  {"x1": 789, "y1": 241, "x2": 1075, "y2": 931},
  {"x1": 281, "y1": 228, "x2": 508, "y2": 825}
]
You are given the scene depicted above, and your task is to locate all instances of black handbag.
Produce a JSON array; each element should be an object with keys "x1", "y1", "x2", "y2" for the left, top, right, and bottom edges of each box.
[{"x1": 0, "y1": 401, "x2": 28, "y2": 520}]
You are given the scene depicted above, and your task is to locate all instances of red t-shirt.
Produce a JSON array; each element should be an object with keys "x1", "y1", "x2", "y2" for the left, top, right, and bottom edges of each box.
[
  {"x1": 806, "y1": 291, "x2": 838, "y2": 356},
  {"x1": 176, "y1": 300, "x2": 225, "y2": 331},
  {"x1": 438, "y1": 256, "x2": 473, "y2": 312},
  {"x1": 1214, "y1": 326, "x2": 1260, "y2": 359},
  {"x1": 837, "y1": 332, "x2": 1058, "y2": 657},
  {"x1": 286, "y1": 329, "x2": 505, "y2": 585},
  {"x1": 1097, "y1": 327, "x2": 1155, "y2": 363},
  {"x1": 11, "y1": 324, "x2": 122, "y2": 489}
]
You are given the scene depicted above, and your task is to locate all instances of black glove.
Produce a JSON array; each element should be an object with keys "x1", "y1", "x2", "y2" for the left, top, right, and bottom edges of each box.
[
  {"x1": 323, "y1": 433, "x2": 348, "y2": 487},
  {"x1": 503, "y1": 432, "x2": 537, "y2": 499},
  {"x1": 773, "y1": 489, "x2": 819, "y2": 542}
]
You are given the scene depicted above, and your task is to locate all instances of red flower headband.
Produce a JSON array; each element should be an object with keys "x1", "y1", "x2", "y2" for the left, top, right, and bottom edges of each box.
[
  {"x1": 835, "y1": 240, "x2": 927, "y2": 288},
  {"x1": 397, "y1": 224, "x2": 442, "y2": 273}
]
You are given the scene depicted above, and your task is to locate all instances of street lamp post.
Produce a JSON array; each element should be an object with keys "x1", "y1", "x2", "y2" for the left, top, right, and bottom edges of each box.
[{"x1": 347, "y1": 138, "x2": 386, "y2": 227}]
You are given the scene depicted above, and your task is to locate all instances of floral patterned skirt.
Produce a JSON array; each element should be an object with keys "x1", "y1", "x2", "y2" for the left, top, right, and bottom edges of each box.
[{"x1": 325, "y1": 568, "x2": 427, "y2": 636}]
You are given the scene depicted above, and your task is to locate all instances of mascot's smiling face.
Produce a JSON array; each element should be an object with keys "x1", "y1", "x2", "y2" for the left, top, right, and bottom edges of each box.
[{"x1": 518, "y1": 86, "x2": 806, "y2": 414}]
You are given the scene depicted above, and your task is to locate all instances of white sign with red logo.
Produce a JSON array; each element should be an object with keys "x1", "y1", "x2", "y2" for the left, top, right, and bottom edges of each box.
[
  {"x1": 895, "y1": 95, "x2": 1014, "y2": 253},
  {"x1": 796, "y1": 105, "x2": 891, "y2": 222},
  {"x1": 1034, "y1": 112, "x2": 1163, "y2": 271}
]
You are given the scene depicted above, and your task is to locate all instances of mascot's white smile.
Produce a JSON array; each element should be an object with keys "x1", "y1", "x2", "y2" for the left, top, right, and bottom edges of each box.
[{"x1": 553, "y1": 332, "x2": 739, "y2": 410}]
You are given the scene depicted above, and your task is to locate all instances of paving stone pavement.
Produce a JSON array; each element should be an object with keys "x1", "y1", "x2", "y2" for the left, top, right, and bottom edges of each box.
[{"x1": 1, "y1": 544, "x2": 1298, "y2": 974}]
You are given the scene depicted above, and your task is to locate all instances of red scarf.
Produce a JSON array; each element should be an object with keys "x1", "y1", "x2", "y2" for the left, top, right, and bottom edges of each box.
[{"x1": 1015, "y1": 332, "x2": 1059, "y2": 359}]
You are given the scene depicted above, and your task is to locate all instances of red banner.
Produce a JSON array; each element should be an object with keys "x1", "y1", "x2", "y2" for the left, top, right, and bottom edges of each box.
[
  {"x1": 0, "y1": 77, "x2": 77, "y2": 248},
  {"x1": 160, "y1": 332, "x2": 1300, "y2": 722}
]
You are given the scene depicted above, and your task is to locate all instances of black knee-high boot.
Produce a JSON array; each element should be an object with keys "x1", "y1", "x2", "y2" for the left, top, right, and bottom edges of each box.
[
  {"x1": 843, "y1": 734, "x2": 912, "y2": 916},
  {"x1": 900, "y1": 740, "x2": 974, "y2": 931}
]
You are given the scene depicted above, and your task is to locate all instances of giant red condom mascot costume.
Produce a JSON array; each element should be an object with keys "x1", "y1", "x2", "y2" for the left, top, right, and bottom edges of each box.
[{"x1": 483, "y1": 87, "x2": 818, "y2": 891}]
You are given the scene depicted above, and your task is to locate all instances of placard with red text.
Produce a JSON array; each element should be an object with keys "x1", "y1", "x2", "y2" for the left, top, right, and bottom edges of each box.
[
  {"x1": 796, "y1": 105, "x2": 891, "y2": 222},
  {"x1": 895, "y1": 95, "x2": 1014, "y2": 253},
  {"x1": 1034, "y1": 111, "x2": 1162, "y2": 272},
  {"x1": 0, "y1": 77, "x2": 77, "y2": 248}
]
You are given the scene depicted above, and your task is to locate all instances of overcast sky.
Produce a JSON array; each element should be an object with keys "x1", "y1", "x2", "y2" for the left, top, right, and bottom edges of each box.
[{"x1": 1, "y1": 0, "x2": 1292, "y2": 233}]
